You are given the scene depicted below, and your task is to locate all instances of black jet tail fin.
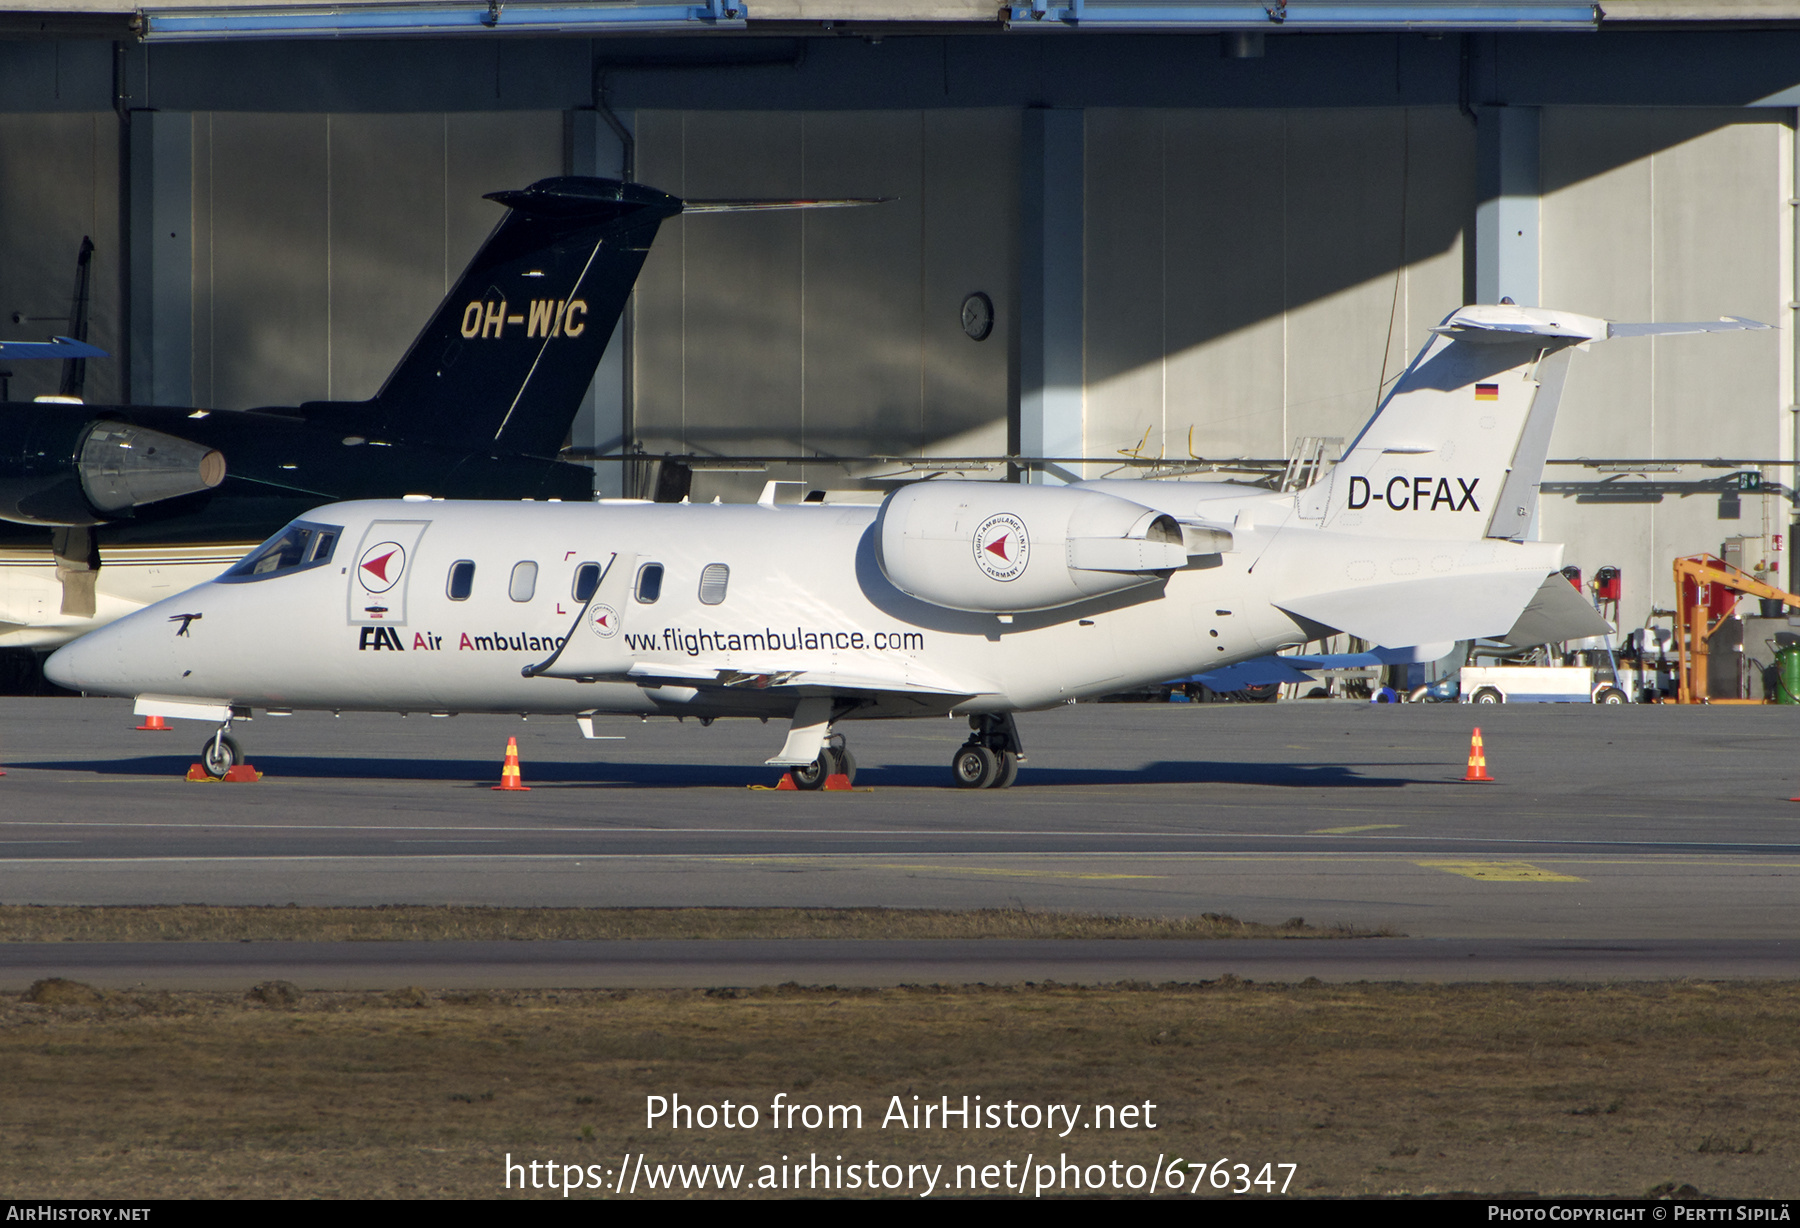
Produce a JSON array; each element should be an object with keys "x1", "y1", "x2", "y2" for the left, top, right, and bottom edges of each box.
[{"x1": 359, "y1": 177, "x2": 682, "y2": 459}]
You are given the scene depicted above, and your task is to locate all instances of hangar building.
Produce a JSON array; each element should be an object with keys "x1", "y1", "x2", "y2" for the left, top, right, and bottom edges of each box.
[{"x1": 2, "y1": 0, "x2": 1798, "y2": 639}]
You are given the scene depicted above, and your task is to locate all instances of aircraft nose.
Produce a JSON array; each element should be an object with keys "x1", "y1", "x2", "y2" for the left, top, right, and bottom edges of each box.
[
  {"x1": 44, "y1": 633, "x2": 100, "y2": 692},
  {"x1": 45, "y1": 612, "x2": 145, "y2": 696}
]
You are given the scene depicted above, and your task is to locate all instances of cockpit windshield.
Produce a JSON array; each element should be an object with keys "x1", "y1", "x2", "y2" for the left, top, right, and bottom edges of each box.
[{"x1": 219, "y1": 519, "x2": 342, "y2": 583}]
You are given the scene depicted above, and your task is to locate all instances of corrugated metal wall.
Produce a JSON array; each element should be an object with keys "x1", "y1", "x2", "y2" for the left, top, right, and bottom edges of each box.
[
  {"x1": 0, "y1": 113, "x2": 120, "y2": 406},
  {"x1": 1082, "y1": 107, "x2": 1473, "y2": 465},
  {"x1": 632, "y1": 108, "x2": 1019, "y2": 502},
  {"x1": 1539, "y1": 109, "x2": 1791, "y2": 626},
  {"x1": 188, "y1": 111, "x2": 563, "y2": 410}
]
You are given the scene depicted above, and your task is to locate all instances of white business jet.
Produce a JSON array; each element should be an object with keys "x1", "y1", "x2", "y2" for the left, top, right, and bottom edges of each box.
[{"x1": 45, "y1": 305, "x2": 1764, "y2": 787}]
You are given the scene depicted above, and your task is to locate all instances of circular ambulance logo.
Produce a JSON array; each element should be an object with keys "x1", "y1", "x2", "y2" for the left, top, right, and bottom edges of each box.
[
  {"x1": 588, "y1": 603, "x2": 620, "y2": 639},
  {"x1": 356, "y1": 542, "x2": 405, "y2": 594},
  {"x1": 973, "y1": 512, "x2": 1029, "y2": 582}
]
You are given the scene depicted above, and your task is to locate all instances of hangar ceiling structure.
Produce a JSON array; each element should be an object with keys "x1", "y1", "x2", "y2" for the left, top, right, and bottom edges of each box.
[{"x1": 2, "y1": 0, "x2": 1800, "y2": 631}]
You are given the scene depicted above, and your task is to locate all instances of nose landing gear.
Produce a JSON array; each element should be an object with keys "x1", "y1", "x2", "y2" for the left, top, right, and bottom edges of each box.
[
  {"x1": 199, "y1": 724, "x2": 242, "y2": 778},
  {"x1": 950, "y1": 713, "x2": 1023, "y2": 789},
  {"x1": 790, "y1": 732, "x2": 857, "y2": 790}
]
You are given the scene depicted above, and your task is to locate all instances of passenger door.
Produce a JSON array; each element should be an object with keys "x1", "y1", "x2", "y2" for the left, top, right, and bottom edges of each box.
[{"x1": 346, "y1": 520, "x2": 430, "y2": 627}]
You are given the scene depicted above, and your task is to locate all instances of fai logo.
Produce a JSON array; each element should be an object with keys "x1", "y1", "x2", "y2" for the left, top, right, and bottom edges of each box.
[
  {"x1": 972, "y1": 513, "x2": 1029, "y2": 582},
  {"x1": 357, "y1": 542, "x2": 406, "y2": 594},
  {"x1": 588, "y1": 602, "x2": 620, "y2": 638}
]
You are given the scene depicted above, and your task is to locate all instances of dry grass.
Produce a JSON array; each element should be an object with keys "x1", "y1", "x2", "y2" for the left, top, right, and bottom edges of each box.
[
  {"x1": 0, "y1": 905, "x2": 1383, "y2": 943},
  {"x1": 3, "y1": 979, "x2": 1795, "y2": 1199}
]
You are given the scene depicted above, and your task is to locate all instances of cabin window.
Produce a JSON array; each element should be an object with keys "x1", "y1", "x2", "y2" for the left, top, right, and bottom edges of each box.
[
  {"x1": 572, "y1": 562, "x2": 602, "y2": 603},
  {"x1": 635, "y1": 562, "x2": 664, "y2": 604},
  {"x1": 698, "y1": 563, "x2": 730, "y2": 605},
  {"x1": 218, "y1": 519, "x2": 342, "y2": 583},
  {"x1": 509, "y1": 561, "x2": 538, "y2": 603},
  {"x1": 447, "y1": 561, "x2": 475, "y2": 601}
]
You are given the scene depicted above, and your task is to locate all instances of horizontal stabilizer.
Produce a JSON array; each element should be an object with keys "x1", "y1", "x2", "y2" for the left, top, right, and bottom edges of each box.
[
  {"x1": 681, "y1": 198, "x2": 891, "y2": 213},
  {"x1": 1488, "y1": 573, "x2": 1614, "y2": 649},
  {"x1": 1428, "y1": 305, "x2": 1608, "y2": 343},
  {"x1": 1428, "y1": 305, "x2": 1770, "y2": 344},
  {"x1": 1606, "y1": 317, "x2": 1771, "y2": 338},
  {"x1": 1276, "y1": 570, "x2": 1548, "y2": 649}
]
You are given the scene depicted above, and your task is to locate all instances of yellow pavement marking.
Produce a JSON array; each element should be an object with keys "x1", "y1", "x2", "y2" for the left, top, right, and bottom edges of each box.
[
  {"x1": 1414, "y1": 860, "x2": 1587, "y2": 883},
  {"x1": 1310, "y1": 824, "x2": 1403, "y2": 834},
  {"x1": 718, "y1": 858, "x2": 1162, "y2": 881}
]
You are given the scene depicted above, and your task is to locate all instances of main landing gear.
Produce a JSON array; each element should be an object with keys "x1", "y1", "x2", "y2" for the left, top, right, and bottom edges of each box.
[
  {"x1": 790, "y1": 732, "x2": 857, "y2": 790},
  {"x1": 951, "y1": 713, "x2": 1023, "y2": 789}
]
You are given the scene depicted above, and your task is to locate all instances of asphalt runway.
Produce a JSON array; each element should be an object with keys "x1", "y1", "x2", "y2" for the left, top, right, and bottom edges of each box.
[{"x1": 1, "y1": 697, "x2": 1797, "y2": 981}]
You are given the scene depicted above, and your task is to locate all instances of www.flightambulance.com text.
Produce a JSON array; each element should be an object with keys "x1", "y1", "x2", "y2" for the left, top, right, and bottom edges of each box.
[{"x1": 502, "y1": 1092, "x2": 1298, "y2": 1197}]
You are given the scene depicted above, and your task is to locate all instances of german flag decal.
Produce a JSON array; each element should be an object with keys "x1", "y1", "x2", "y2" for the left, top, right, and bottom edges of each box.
[{"x1": 1474, "y1": 383, "x2": 1500, "y2": 401}]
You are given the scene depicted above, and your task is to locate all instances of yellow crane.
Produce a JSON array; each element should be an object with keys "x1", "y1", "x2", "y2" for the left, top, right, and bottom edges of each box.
[{"x1": 1672, "y1": 554, "x2": 1800, "y2": 704}]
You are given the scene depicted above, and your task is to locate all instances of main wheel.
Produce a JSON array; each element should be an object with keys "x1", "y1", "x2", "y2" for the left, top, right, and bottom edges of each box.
[
  {"x1": 835, "y1": 749, "x2": 857, "y2": 787},
  {"x1": 790, "y1": 753, "x2": 829, "y2": 790},
  {"x1": 951, "y1": 744, "x2": 998, "y2": 789},
  {"x1": 1594, "y1": 686, "x2": 1627, "y2": 705},
  {"x1": 200, "y1": 732, "x2": 242, "y2": 778},
  {"x1": 1472, "y1": 687, "x2": 1504, "y2": 705},
  {"x1": 988, "y1": 750, "x2": 1019, "y2": 789}
]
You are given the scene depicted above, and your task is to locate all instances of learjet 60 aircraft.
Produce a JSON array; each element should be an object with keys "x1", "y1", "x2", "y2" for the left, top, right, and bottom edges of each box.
[{"x1": 46, "y1": 305, "x2": 1764, "y2": 786}]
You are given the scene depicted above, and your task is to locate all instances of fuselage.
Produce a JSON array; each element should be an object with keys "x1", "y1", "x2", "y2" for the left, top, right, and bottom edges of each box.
[{"x1": 45, "y1": 481, "x2": 1564, "y2": 723}]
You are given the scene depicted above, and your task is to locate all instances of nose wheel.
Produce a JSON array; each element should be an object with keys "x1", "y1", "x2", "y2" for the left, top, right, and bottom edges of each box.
[
  {"x1": 200, "y1": 728, "x2": 242, "y2": 779},
  {"x1": 950, "y1": 714, "x2": 1023, "y2": 789}
]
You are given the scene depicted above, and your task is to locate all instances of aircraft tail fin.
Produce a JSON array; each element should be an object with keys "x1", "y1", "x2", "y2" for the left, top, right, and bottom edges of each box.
[
  {"x1": 340, "y1": 177, "x2": 683, "y2": 459},
  {"x1": 1297, "y1": 305, "x2": 1768, "y2": 541}
]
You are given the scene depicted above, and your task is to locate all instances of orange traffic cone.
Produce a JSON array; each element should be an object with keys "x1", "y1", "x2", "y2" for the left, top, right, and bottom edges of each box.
[
  {"x1": 1461, "y1": 726, "x2": 1495, "y2": 783},
  {"x1": 774, "y1": 772, "x2": 798, "y2": 790},
  {"x1": 135, "y1": 714, "x2": 172, "y2": 732},
  {"x1": 492, "y1": 737, "x2": 530, "y2": 791}
]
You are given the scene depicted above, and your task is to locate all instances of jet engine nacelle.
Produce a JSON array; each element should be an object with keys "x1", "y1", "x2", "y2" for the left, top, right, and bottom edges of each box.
[
  {"x1": 874, "y1": 481, "x2": 1191, "y2": 614},
  {"x1": 0, "y1": 415, "x2": 226, "y2": 527}
]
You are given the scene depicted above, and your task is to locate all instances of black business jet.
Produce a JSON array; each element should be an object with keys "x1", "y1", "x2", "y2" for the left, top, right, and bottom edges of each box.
[{"x1": 0, "y1": 177, "x2": 688, "y2": 687}]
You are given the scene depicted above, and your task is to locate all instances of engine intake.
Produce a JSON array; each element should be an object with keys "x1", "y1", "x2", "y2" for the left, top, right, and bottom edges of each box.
[
  {"x1": 875, "y1": 481, "x2": 1191, "y2": 614},
  {"x1": 0, "y1": 416, "x2": 226, "y2": 526}
]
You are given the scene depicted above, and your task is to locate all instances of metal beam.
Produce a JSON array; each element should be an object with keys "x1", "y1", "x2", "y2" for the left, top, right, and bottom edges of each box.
[
  {"x1": 1474, "y1": 104, "x2": 1539, "y2": 307},
  {"x1": 127, "y1": 110, "x2": 193, "y2": 408},
  {"x1": 1005, "y1": 0, "x2": 1599, "y2": 29},
  {"x1": 569, "y1": 107, "x2": 634, "y2": 499},
  {"x1": 1019, "y1": 107, "x2": 1085, "y2": 486},
  {"x1": 138, "y1": 1, "x2": 746, "y2": 42}
]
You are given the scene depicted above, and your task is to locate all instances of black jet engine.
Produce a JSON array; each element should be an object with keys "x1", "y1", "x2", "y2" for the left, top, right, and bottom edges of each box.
[{"x1": 0, "y1": 415, "x2": 226, "y2": 526}]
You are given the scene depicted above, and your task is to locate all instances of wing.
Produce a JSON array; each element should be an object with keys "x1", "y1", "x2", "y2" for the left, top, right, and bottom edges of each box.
[{"x1": 0, "y1": 336, "x2": 107, "y2": 360}]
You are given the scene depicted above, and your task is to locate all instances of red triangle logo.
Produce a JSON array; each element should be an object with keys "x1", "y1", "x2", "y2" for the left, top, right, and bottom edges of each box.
[
  {"x1": 362, "y1": 550, "x2": 398, "y2": 582},
  {"x1": 595, "y1": 612, "x2": 609, "y2": 629},
  {"x1": 985, "y1": 535, "x2": 1009, "y2": 560}
]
